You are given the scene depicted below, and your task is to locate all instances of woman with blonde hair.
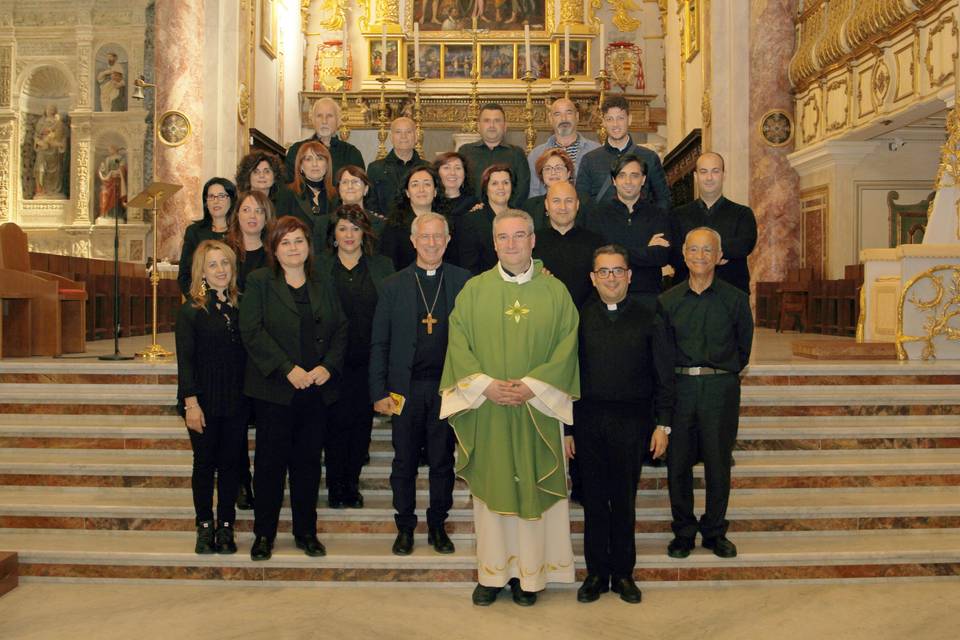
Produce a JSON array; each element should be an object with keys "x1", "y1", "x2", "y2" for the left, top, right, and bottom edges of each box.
[{"x1": 174, "y1": 239, "x2": 248, "y2": 555}]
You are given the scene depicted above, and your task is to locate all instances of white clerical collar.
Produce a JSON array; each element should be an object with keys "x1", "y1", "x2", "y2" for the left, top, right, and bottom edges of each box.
[
  {"x1": 497, "y1": 260, "x2": 535, "y2": 284},
  {"x1": 606, "y1": 303, "x2": 618, "y2": 311}
]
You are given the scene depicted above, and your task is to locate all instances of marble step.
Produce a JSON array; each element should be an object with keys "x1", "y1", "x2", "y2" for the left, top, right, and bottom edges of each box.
[
  {"x1": 3, "y1": 528, "x2": 959, "y2": 584},
  {"x1": 0, "y1": 486, "x2": 958, "y2": 534},
  {"x1": 0, "y1": 448, "x2": 957, "y2": 491}
]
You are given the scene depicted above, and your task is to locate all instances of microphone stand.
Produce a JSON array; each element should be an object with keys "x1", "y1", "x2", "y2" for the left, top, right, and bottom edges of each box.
[{"x1": 99, "y1": 209, "x2": 133, "y2": 361}]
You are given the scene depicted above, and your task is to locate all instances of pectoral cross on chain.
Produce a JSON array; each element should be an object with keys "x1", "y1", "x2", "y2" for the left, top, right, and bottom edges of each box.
[{"x1": 422, "y1": 313, "x2": 438, "y2": 334}]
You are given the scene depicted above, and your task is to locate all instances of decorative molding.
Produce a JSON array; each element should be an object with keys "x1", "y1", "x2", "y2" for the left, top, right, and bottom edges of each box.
[
  {"x1": 0, "y1": 46, "x2": 10, "y2": 107},
  {"x1": 826, "y1": 76, "x2": 850, "y2": 132},
  {"x1": 74, "y1": 139, "x2": 90, "y2": 225},
  {"x1": 800, "y1": 92, "x2": 821, "y2": 144},
  {"x1": 77, "y1": 45, "x2": 90, "y2": 109},
  {"x1": 610, "y1": 0, "x2": 641, "y2": 32},
  {"x1": 0, "y1": 139, "x2": 9, "y2": 222},
  {"x1": 872, "y1": 57, "x2": 890, "y2": 107},
  {"x1": 896, "y1": 264, "x2": 960, "y2": 360},
  {"x1": 316, "y1": 0, "x2": 347, "y2": 30},
  {"x1": 787, "y1": 140, "x2": 880, "y2": 176},
  {"x1": 924, "y1": 12, "x2": 957, "y2": 88}
]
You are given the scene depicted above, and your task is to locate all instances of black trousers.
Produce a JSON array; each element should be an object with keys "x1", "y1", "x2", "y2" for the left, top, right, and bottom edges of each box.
[
  {"x1": 253, "y1": 390, "x2": 327, "y2": 539},
  {"x1": 667, "y1": 374, "x2": 741, "y2": 540},
  {"x1": 326, "y1": 364, "x2": 374, "y2": 496},
  {"x1": 390, "y1": 379, "x2": 454, "y2": 530},
  {"x1": 186, "y1": 413, "x2": 248, "y2": 525},
  {"x1": 574, "y1": 402, "x2": 650, "y2": 580}
]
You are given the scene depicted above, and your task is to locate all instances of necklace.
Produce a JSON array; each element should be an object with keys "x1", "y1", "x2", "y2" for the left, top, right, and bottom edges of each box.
[{"x1": 414, "y1": 269, "x2": 444, "y2": 335}]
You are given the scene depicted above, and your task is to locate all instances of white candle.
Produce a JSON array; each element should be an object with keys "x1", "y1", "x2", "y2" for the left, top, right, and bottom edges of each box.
[
  {"x1": 472, "y1": 15, "x2": 477, "y2": 31},
  {"x1": 342, "y1": 21, "x2": 348, "y2": 70},
  {"x1": 524, "y1": 24, "x2": 531, "y2": 73},
  {"x1": 564, "y1": 25, "x2": 570, "y2": 74},
  {"x1": 599, "y1": 23, "x2": 605, "y2": 62},
  {"x1": 381, "y1": 23, "x2": 388, "y2": 74},
  {"x1": 414, "y1": 22, "x2": 420, "y2": 74},
  {"x1": 583, "y1": 0, "x2": 589, "y2": 22},
  {"x1": 400, "y1": 0, "x2": 406, "y2": 29}
]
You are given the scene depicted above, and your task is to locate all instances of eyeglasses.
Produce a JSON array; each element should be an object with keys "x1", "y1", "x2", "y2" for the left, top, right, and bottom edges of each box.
[
  {"x1": 494, "y1": 231, "x2": 532, "y2": 243},
  {"x1": 206, "y1": 193, "x2": 230, "y2": 201},
  {"x1": 542, "y1": 164, "x2": 568, "y2": 174},
  {"x1": 340, "y1": 179, "x2": 364, "y2": 187},
  {"x1": 594, "y1": 267, "x2": 628, "y2": 279}
]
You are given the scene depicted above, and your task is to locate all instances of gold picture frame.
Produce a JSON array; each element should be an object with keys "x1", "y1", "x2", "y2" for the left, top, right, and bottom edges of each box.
[
  {"x1": 260, "y1": 0, "x2": 277, "y2": 59},
  {"x1": 683, "y1": 0, "x2": 700, "y2": 62},
  {"x1": 157, "y1": 110, "x2": 192, "y2": 147}
]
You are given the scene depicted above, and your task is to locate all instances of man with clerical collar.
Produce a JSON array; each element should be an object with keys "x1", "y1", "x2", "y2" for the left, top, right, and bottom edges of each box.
[
  {"x1": 572, "y1": 244, "x2": 672, "y2": 604},
  {"x1": 459, "y1": 102, "x2": 531, "y2": 209},
  {"x1": 369, "y1": 213, "x2": 471, "y2": 556},
  {"x1": 670, "y1": 152, "x2": 758, "y2": 294},
  {"x1": 366, "y1": 117, "x2": 422, "y2": 216},
  {"x1": 440, "y1": 209, "x2": 580, "y2": 607},
  {"x1": 526, "y1": 98, "x2": 601, "y2": 198},
  {"x1": 532, "y1": 181, "x2": 605, "y2": 308},
  {"x1": 285, "y1": 98, "x2": 365, "y2": 183},
  {"x1": 577, "y1": 95, "x2": 671, "y2": 211},
  {"x1": 656, "y1": 227, "x2": 753, "y2": 560},
  {"x1": 586, "y1": 153, "x2": 671, "y2": 311}
]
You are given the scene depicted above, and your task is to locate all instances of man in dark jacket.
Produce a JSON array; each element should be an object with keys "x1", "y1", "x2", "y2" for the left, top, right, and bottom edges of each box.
[
  {"x1": 366, "y1": 117, "x2": 422, "y2": 215},
  {"x1": 369, "y1": 212, "x2": 471, "y2": 557},
  {"x1": 285, "y1": 97, "x2": 364, "y2": 181}
]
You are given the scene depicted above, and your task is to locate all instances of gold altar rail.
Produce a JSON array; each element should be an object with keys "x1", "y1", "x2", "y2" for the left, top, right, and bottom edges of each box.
[
  {"x1": 789, "y1": 0, "x2": 949, "y2": 90},
  {"x1": 299, "y1": 91, "x2": 665, "y2": 135}
]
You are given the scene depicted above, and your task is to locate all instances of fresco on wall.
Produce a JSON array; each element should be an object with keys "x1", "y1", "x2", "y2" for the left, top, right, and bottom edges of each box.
[
  {"x1": 94, "y1": 45, "x2": 128, "y2": 112},
  {"x1": 95, "y1": 137, "x2": 128, "y2": 222}
]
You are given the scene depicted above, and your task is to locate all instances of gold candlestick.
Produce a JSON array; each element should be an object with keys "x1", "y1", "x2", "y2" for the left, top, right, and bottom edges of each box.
[
  {"x1": 595, "y1": 68, "x2": 609, "y2": 145},
  {"x1": 410, "y1": 71, "x2": 425, "y2": 157},
  {"x1": 559, "y1": 71, "x2": 574, "y2": 100},
  {"x1": 462, "y1": 21, "x2": 486, "y2": 133},
  {"x1": 375, "y1": 74, "x2": 390, "y2": 160},
  {"x1": 337, "y1": 72, "x2": 352, "y2": 141},
  {"x1": 522, "y1": 69, "x2": 536, "y2": 152}
]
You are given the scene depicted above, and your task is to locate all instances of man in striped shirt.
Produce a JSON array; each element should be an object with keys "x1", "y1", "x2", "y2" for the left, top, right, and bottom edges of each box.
[{"x1": 527, "y1": 98, "x2": 601, "y2": 198}]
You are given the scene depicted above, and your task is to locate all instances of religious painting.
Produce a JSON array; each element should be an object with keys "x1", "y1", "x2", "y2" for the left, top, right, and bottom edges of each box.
[
  {"x1": 414, "y1": 0, "x2": 546, "y2": 32},
  {"x1": 480, "y1": 44, "x2": 515, "y2": 80},
  {"x1": 515, "y1": 44, "x2": 550, "y2": 78},
  {"x1": 567, "y1": 40, "x2": 588, "y2": 76},
  {"x1": 94, "y1": 136, "x2": 128, "y2": 223},
  {"x1": 443, "y1": 44, "x2": 473, "y2": 79},
  {"x1": 94, "y1": 45, "x2": 128, "y2": 113},
  {"x1": 370, "y1": 40, "x2": 400, "y2": 76},
  {"x1": 407, "y1": 44, "x2": 442, "y2": 79},
  {"x1": 260, "y1": 0, "x2": 278, "y2": 59}
]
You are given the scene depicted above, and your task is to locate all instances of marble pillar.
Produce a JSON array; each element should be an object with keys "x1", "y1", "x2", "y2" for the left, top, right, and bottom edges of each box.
[
  {"x1": 154, "y1": 0, "x2": 204, "y2": 262},
  {"x1": 748, "y1": 0, "x2": 801, "y2": 285}
]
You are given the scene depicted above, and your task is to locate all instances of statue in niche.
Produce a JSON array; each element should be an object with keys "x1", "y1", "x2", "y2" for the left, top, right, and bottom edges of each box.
[
  {"x1": 95, "y1": 50, "x2": 128, "y2": 112},
  {"x1": 97, "y1": 145, "x2": 127, "y2": 222},
  {"x1": 33, "y1": 105, "x2": 68, "y2": 199}
]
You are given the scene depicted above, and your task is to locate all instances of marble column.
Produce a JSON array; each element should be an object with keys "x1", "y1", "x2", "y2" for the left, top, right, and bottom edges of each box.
[
  {"x1": 154, "y1": 0, "x2": 205, "y2": 262},
  {"x1": 748, "y1": 0, "x2": 801, "y2": 285}
]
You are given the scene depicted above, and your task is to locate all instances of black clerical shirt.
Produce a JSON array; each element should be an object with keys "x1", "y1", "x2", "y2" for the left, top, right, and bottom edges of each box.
[
  {"x1": 656, "y1": 277, "x2": 754, "y2": 374},
  {"x1": 533, "y1": 225, "x2": 605, "y2": 307},
  {"x1": 411, "y1": 265, "x2": 449, "y2": 380}
]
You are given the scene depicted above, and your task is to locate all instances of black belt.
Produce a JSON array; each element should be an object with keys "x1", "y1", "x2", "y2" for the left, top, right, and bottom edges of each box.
[{"x1": 674, "y1": 366, "x2": 728, "y2": 376}]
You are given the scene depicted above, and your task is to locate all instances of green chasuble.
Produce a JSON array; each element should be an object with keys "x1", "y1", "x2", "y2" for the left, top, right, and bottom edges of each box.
[{"x1": 440, "y1": 261, "x2": 580, "y2": 520}]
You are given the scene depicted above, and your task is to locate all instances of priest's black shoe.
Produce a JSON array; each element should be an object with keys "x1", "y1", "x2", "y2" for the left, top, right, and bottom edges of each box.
[
  {"x1": 250, "y1": 536, "x2": 273, "y2": 561},
  {"x1": 703, "y1": 536, "x2": 737, "y2": 558},
  {"x1": 611, "y1": 577, "x2": 642, "y2": 604},
  {"x1": 236, "y1": 483, "x2": 254, "y2": 510},
  {"x1": 392, "y1": 528, "x2": 414, "y2": 555},
  {"x1": 667, "y1": 536, "x2": 695, "y2": 558},
  {"x1": 344, "y1": 492, "x2": 364, "y2": 509},
  {"x1": 214, "y1": 522, "x2": 237, "y2": 554},
  {"x1": 576, "y1": 574, "x2": 609, "y2": 603},
  {"x1": 427, "y1": 526, "x2": 455, "y2": 554},
  {"x1": 295, "y1": 534, "x2": 327, "y2": 557},
  {"x1": 508, "y1": 577, "x2": 537, "y2": 606},
  {"x1": 327, "y1": 485, "x2": 345, "y2": 509},
  {"x1": 472, "y1": 584, "x2": 501, "y2": 606},
  {"x1": 194, "y1": 520, "x2": 215, "y2": 555}
]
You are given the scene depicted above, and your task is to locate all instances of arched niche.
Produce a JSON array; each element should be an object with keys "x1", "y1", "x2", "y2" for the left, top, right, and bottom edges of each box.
[
  {"x1": 94, "y1": 44, "x2": 129, "y2": 113},
  {"x1": 19, "y1": 65, "x2": 73, "y2": 201},
  {"x1": 93, "y1": 131, "x2": 129, "y2": 223}
]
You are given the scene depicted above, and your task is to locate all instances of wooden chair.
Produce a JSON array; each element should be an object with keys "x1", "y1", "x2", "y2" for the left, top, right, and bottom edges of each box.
[
  {"x1": 0, "y1": 223, "x2": 86, "y2": 355},
  {"x1": 808, "y1": 279, "x2": 827, "y2": 334}
]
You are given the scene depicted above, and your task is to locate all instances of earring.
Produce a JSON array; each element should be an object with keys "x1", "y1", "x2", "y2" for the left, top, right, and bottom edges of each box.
[
  {"x1": 333, "y1": 240, "x2": 339, "y2": 248},
  {"x1": 199, "y1": 278, "x2": 208, "y2": 296}
]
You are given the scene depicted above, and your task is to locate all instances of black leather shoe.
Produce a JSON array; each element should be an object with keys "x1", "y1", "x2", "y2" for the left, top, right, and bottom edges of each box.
[
  {"x1": 250, "y1": 536, "x2": 273, "y2": 561},
  {"x1": 611, "y1": 577, "x2": 642, "y2": 604},
  {"x1": 214, "y1": 522, "x2": 237, "y2": 554},
  {"x1": 294, "y1": 534, "x2": 327, "y2": 557},
  {"x1": 236, "y1": 483, "x2": 254, "y2": 510},
  {"x1": 392, "y1": 528, "x2": 414, "y2": 555},
  {"x1": 667, "y1": 536, "x2": 695, "y2": 558},
  {"x1": 576, "y1": 574, "x2": 609, "y2": 603},
  {"x1": 327, "y1": 486, "x2": 345, "y2": 509},
  {"x1": 703, "y1": 536, "x2": 737, "y2": 558},
  {"x1": 508, "y1": 577, "x2": 537, "y2": 606},
  {"x1": 195, "y1": 520, "x2": 215, "y2": 554},
  {"x1": 427, "y1": 526, "x2": 455, "y2": 554},
  {"x1": 344, "y1": 492, "x2": 364, "y2": 509},
  {"x1": 472, "y1": 583, "x2": 501, "y2": 606}
]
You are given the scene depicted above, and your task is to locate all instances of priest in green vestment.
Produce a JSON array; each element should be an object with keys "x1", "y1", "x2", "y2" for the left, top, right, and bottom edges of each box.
[{"x1": 440, "y1": 209, "x2": 580, "y2": 607}]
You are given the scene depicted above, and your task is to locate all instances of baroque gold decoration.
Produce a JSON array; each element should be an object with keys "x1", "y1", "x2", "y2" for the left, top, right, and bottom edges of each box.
[
  {"x1": 682, "y1": 0, "x2": 699, "y2": 62},
  {"x1": 559, "y1": 0, "x2": 585, "y2": 25},
  {"x1": 238, "y1": 83, "x2": 250, "y2": 124},
  {"x1": 74, "y1": 140, "x2": 90, "y2": 224},
  {"x1": 701, "y1": 89, "x2": 711, "y2": 128},
  {"x1": 931, "y1": 104, "x2": 960, "y2": 239},
  {"x1": 317, "y1": 0, "x2": 347, "y2": 30},
  {"x1": 0, "y1": 46, "x2": 10, "y2": 107},
  {"x1": 158, "y1": 110, "x2": 191, "y2": 147},
  {"x1": 260, "y1": 0, "x2": 278, "y2": 59},
  {"x1": 826, "y1": 77, "x2": 850, "y2": 132},
  {"x1": 759, "y1": 109, "x2": 794, "y2": 147},
  {"x1": 895, "y1": 264, "x2": 960, "y2": 360},
  {"x1": 872, "y1": 58, "x2": 890, "y2": 107},
  {"x1": 611, "y1": 0, "x2": 641, "y2": 33},
  {"x1": 0, "y1": 139, "x2": 11, "y2": 221},
  {"x1": 800, "y1": 93, "x2": 821, "y2": 144},
  {"x1": 607, "y1": 42, "x2": 643, "y2": 92},
  {"x1": 924, "y1": 13, "x2": 957, "y2": 88}
]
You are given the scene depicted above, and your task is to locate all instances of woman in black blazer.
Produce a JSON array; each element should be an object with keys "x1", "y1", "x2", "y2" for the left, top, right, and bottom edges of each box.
[
  {"x1": 177, "y1": 178, "x2": 237, "y2": 296},
  {"x1": 319, "y1": 204, "x2": 395, "y2": 508},
  {"x1": 458, "y1": 163, "x2": 513, "y2": 274},
  {"x1": 378, "y1": 164, "x2": 438, "y2": 270},
  {"x1": 175, "y1": 239, "x2": 247, "y2": 555},
  {"x1": 240, "y1": 216, "x2": 348, "y2": 561},
  {"x1": 274, "y1": 142, "x2": 335, "y2": 251},
  {"x1": 234, "y1": 150, "x2": 290, "y2": 214},
  {"x1": 432, "y1": 151, "x2": 478, "y2": 267}
]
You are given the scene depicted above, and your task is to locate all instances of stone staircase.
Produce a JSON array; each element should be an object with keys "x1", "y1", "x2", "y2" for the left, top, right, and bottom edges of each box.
[{"x1": 0, "y1": 357, "x2": 958, "y2": 585}]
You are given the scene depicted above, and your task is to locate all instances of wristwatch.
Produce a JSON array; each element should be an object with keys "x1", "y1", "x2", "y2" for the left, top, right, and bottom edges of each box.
[{"x1": 657, "y1": 425, "x2": 672, "y2": 435}]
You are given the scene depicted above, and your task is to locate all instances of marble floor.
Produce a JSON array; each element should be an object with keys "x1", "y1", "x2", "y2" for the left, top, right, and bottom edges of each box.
[{"x1": 0, "y1": 580, "x2": 958, "y2": 639}]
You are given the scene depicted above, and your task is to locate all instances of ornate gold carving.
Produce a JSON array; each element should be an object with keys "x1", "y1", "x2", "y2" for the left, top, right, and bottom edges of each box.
[
  {"x1": 924, "y1": 13, "x2": 957, "y2": 88},
  {"x1": 872, "y1": 58, "x2": 890, "y2": 107},
  {"x1": 238, "y1": 83, "x2": 250, "y2": 124},
  {"x1": 301, "y1": 0, "x2": 311, "y2": 35},
  {"x1": 559, "y1": 0, "x2": 586, "y2": 25},
  {"x1": 826, "y1": 76, "x2": 850, "y2": 132},
  {"x1": 800, "y1": 93, "x2": 821, "y2": 144},
  {"x1": 0, "y1": 139, "x2": 9, "y2": 221},
  {"x1": 611, "y1": 0, "x2": 641, "y2": 33},
  {"x1": 77, "y1": 45, "x2": 90, "y2": 109},
  {"x1": 789, "y1": 2, "x2": 826, "y2": 86},
  {"x1": 317, "y1": 0, "x2": 347, "y2": 30},
  {"x1": 896, "y1": 265, "x2": 960, "y2": 360},
  {"x1": 847, "y1": 0, "x2": 913, "y2": 53},
  {"x1": 700, "y1": 89, "x2": 711, "y2": 128},
  {"x1": 75, "y1": 140, "x2": 90, "y2": 224},
  {"x1": 815, "y1": 0, "x2": 854, "y2": 69},
  {"x1": 376, "y1": 0, "x2": 399, "y2": 24},
  {"x1": 856, "y1": 284, "x2": 866, "y2": 342},
  {"x1": 0, "y1": 46, "x2": 10, "y2": 107}
]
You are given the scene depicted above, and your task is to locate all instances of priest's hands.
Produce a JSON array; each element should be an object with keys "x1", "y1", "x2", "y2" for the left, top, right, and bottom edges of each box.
[
  {"x1": 564, "y1": 435, "x2": 575, "y2": 460},
  {"x1": 650, "y1": 427, "x2": 669, "y2": 459},
  {"x1": 374, "y1": 396, "x2": 397, "y2": 415},
  {"x1": 483, "y1": 379, "x2": 533, "y2": 406}
]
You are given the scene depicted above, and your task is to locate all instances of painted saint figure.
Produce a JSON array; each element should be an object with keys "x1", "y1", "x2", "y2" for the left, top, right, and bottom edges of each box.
[
  {"x1": 33, "y1": 105, "x2": 68, "y2": 199},
  {"x1": 97, "y1": 145, "x2": 127, "y2": 221}
]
